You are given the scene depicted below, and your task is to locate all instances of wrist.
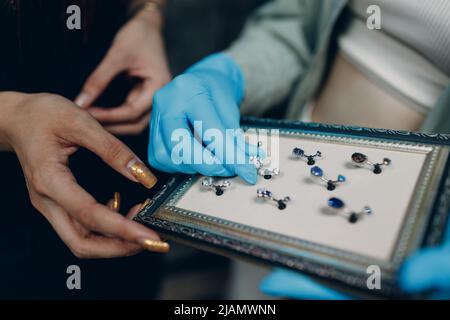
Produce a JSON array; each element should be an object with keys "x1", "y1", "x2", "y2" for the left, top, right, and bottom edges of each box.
[
  {"x1": 130, "y1": 0, "x2": 165, "y2": 30},
  {"x1": 188, "y1": 53, "x2": 245, "y2": 104},
  {"x1": 0, "y1": 91, "x2": 29, "y2": 151}
]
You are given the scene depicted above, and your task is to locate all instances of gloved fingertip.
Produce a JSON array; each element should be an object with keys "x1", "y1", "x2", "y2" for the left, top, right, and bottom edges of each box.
[{"x1": 235, "y1": 164, "x2": 257, "y2": 185}]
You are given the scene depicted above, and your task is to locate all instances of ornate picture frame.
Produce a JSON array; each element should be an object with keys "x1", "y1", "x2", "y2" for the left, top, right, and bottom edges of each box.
[{"x1": 135, "y1": 117, "x2": 450, "y2": 298}]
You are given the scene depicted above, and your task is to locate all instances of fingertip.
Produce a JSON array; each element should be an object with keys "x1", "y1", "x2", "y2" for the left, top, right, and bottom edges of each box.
[
  {"x1": 74, "y1": 92, "x2": 91, "y2": 108},
  {"x1": 106, "y1": 194, "x2": 120, "y2": 212},
  {"x1": 126, "y1": 202, "x2": 147, "y2": 219},
  {"x1": 127, "y1": 159, "x2": 158, "y2": 189},
  {"x1": 139, "y1": 238, "x2": 170, "y2": 253},
  {"x1": 235, "y1": 164, "x2": 257, "y2": 185}
]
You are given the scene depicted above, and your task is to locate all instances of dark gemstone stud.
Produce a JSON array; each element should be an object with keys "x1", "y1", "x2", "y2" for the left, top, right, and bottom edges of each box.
[
  {"x1": 351, "y1": 152, "x2": 391, "y2": 174},
  {"x1": 328, "y1": 197, "x2": 372, "y2": 224},
  {"x1": 292, "y1": 148, "x2": 322, "y2": 166},
  {"x1": 215, "y1": 187, "x2": 224, "y2": 196},
  {"x1": 257, "y1": 188, "x2": 291, "y2": 210},
  {"x1": 311, "y1": 166, "x2": 346, "y2": 191},
  {"x1": 202, "y1": 177, "x2": 231, "y2": 196}
]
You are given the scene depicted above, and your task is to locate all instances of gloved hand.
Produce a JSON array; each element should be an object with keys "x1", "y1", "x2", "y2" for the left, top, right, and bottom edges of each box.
[
  {"x1": 260, "y1": 268, "x2": 350, "y2": 300},
  {"x1": 148, "y1": 53, "x2": 260, "y2": 184},
  {"x1": 399, "y1": 220, "x2": 450, "y2": 299},
  {"x1": 261, "y1": 219, "x2": 450, "y2": 299}
]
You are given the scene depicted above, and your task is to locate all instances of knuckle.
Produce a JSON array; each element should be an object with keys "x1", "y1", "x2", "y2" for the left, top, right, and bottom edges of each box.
[
  {"x1": 72, "y1": 109, "x2": 93, "y2": 126},
  {"x1": 171, "y1": 74, "x2": 187, "y2": 89},
  {"x1": 127, "y1": 103, "x2": 143, "y2": 119},
  {"x1": 153, "y1": 89, "x2": 165, "y2": 108},
  {"x1": 28, "y1": 192, "x2": 44, "y2": 212},
  {"x1": 29, "y1": 169, "x2": 50, "y2": 196},
  {"x1": 115, "y1": 219, "x2": 132, "y2": 240},
  {"x1": 129, "y1": 123, "x2": 148, "y2": 135},
  {"x1": 138, "y1": 121, "x2": 149, "y2": 132},
  {"x1": 103, "y1": 137, "x2": 127, "y2": 162},
  {"x1": 70, "y1": 244, "x2": 91, "y2": 259},
  {"x1": 75, "y1": 204, "x2": 97, "y2": 230}
]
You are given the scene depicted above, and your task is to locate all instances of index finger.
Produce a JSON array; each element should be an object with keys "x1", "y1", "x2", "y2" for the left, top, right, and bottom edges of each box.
[{"x1": 68, "y1": 112, "x2": 157, "y2": 189}]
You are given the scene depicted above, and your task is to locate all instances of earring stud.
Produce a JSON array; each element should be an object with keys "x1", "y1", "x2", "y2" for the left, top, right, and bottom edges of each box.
[
  {"x1": 310, "y1": 166, "x2": 346, "y2": 191},
  {"x1": 351, "y1": 152, "x2": 391, "y2": 174},
  {"x1": 250, "y1": 155, "x2": 280, "y2": 180},
  {"x1": 328, "y1": 197, "x2": 372, "y2": 223},
  {"x1": 257, "y1": 188, "x2": 291, "y2": 210},
  {"x1": 202, "y1": 177, "x2": 231, "y2": 196},
  {"x1": 292, "y1": 148, "x2": 322, "y2": 166}
]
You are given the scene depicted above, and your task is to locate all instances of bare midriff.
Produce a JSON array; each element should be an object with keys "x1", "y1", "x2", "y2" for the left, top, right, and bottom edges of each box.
[{"x1": 312, "y1": 54, "x2": 425, "y2": 131}]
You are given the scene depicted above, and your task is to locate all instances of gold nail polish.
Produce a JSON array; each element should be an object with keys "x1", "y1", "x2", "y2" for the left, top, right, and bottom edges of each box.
[
  {"x1": 128, "y1": 159, "x2": 157, "y2": 189},
  {"x1": 140, "y1": 198, "x2": 153, "y2": 211},
  {"x1": 112, "y1": 192, "x2": 121, "y2": 211},
  {"x1": 141, "y1": 239, "x2": 170, "y2": 253}
]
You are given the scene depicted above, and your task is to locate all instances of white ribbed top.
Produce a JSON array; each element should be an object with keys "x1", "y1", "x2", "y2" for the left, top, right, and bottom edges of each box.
[{"x1": 340, "y1": 0, "x2": 450, "y2": 111}]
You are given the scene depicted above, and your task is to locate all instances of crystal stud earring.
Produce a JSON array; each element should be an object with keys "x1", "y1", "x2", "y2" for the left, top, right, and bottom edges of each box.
[
  {"x1": 292, "y1": 148, "x2": 322, "y2": 166},
  {"x1": 257, "y1": 188, "x2": 291, "y2": 210},
  {"x1": 310, "y1": 166, "x2": 346, "y2": 191},
  {"x1": 250, "y1": 152, "x2": 280, "y2": 180},
  {"x1": 202, "y1": 177, "x2": 231, "y2": 196},
  {"x1": 328, "y1": 197, "x2": 372, "y2": 223},
  {"x1": 351, "y1": 152, "x2": 391, "y2": 174}
]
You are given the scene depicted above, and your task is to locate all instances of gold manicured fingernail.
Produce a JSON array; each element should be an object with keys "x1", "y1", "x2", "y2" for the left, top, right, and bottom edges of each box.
[
  {"x1": 140, "y1": 239, "x2": 170, "y2": 253},
  {"x1": 127, "y1": 159, "x2": 157, "y2": 189},
  {"x1": 112, "y1": 192, "x2": 121, "y2": 211},
  {"x1": 140, "y1": 198, "x2": 152, "y2": 211}
]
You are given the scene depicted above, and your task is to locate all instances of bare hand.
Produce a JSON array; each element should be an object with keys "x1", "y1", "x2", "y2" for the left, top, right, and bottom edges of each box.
[
  {"x1": 75, "y1": 9, "x2": 171, "y2": 135},
  {"x1": 1, "y1": 92, "x2": 168, "y2": 258}
]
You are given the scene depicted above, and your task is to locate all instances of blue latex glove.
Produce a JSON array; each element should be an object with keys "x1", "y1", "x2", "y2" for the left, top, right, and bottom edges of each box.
[
  {"x1": 261, "y1": 220, "x2": 450, "y2": 299},
  {"x1": 399, "y1": 219, "x2": 450, "y2": 299},
  {"x1": 260, "y1": 268, "x2": 350, "y2": 300},
  {"x1": 148, "y1": 53, "x2": 260, "y2": 184}
]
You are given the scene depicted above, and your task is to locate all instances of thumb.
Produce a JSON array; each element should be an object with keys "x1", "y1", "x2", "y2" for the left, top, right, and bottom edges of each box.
[
  {"x1": 75, "y1": 50, "x2": 124, "y2": 108},
  {"x1": 399, "y1": 246, "x2": 450, "y2": 293}
]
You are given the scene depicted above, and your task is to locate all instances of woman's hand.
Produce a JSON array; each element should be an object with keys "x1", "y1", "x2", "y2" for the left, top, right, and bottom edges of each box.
[
  {"x1": 75, "y1": 8, "x2": 171, "y2": 135},
  {"x1": 0, "y1": 92, "x2": 168, "y2": 258}
]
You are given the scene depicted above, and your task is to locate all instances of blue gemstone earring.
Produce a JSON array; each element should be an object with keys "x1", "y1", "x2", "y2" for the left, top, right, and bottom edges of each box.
[
  {"x1": 257, "y1": 188, "x2": 291, "y2": 210},
  {"x1": 310, "y1": 166, "x2": 346, "y2": 191},
  {"x1": 351, "y1": 152, "x2": 391, "y2": 174},
  {"x1": 202, "y1": 177, "x2": 231, "y2": 196},
  {"x1": 292, "y1": 148, "x2": 322, "y2": 166},
  {"x1": 328, "y1": 197, "x2": 372, "y2": 223}
]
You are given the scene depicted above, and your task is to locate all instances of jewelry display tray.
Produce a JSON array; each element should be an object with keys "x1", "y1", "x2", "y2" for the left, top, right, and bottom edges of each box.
[{"x1": 135, "y1": 117, "x2": 450, "y2": 298}]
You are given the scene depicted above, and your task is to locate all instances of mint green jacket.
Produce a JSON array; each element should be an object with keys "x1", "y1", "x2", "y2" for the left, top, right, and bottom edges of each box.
[{"x1": 226, "y1": 0, "x2": 450, "y2": 133}]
